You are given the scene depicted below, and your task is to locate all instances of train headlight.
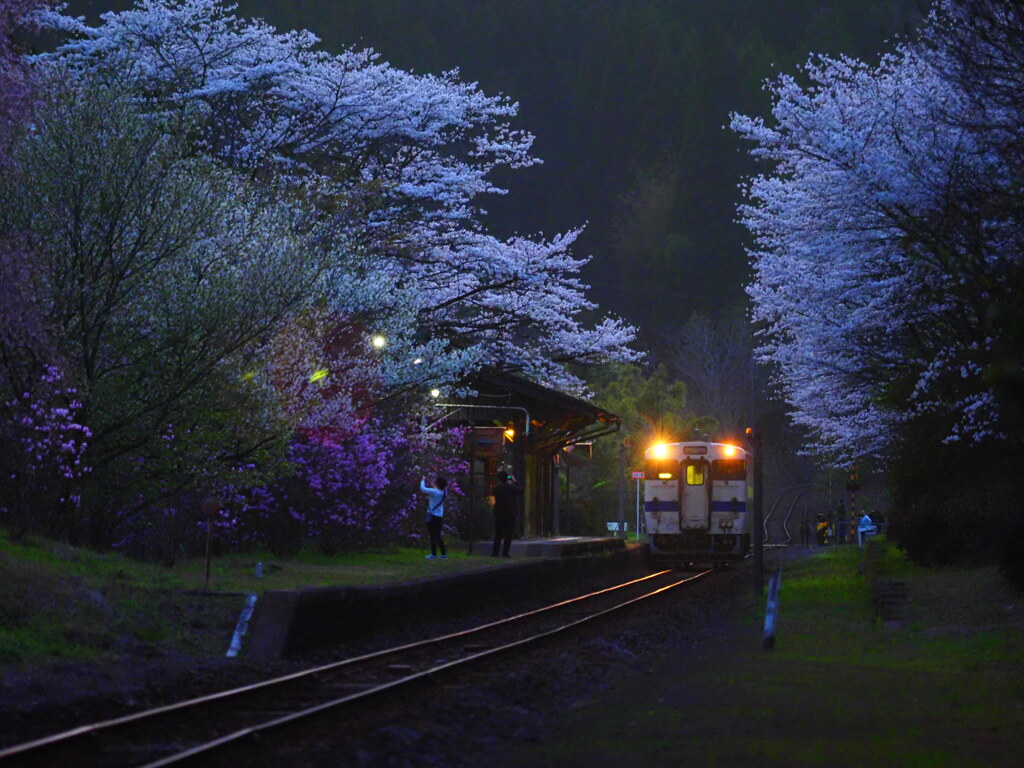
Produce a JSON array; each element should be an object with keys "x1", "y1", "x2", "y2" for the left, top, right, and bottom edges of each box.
[
  {"x1": 651, "y1": 443, "x2": 668, "y2": 459},
  {"x1": 723, "y1": 444, "x2": 737, "y2": 457}
]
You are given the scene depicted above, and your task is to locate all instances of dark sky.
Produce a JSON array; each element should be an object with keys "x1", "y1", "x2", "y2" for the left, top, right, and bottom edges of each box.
[{"x1": 64, "y1": 1, "x2": 923, "y2": 341}]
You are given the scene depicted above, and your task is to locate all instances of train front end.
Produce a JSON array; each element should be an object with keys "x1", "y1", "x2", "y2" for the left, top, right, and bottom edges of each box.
[{"x1": 643, "y1": 441, "x2": 753, "y2": 566}]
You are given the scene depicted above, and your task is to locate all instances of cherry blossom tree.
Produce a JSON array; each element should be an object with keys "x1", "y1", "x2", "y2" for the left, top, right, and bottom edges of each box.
[
  {"x1": 38, "y1": 0, "x2": 638, "y2": 395},
  {"x1": 5, "y1": 0, "x2": 638, "y2": 548},
  {"x1": 731, "y1": 0, "x2": 1024, "y2": 462},
  {"x1": 1, "y1": 77, "x2": 335, "y2": 541}
]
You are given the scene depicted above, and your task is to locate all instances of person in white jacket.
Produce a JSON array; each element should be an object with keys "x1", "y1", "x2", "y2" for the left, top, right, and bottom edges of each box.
[
  {"x1": 420, "y1": 475, "x2": 449, "y2": 559},
  {"x1": 857, "y1": 511, "x2": 877, "y2": 547}
]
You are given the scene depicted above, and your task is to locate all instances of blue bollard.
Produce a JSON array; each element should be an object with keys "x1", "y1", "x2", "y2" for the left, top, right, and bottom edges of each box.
[{"x1": 763, "y1": 566, "x2": 782, "y2": 649}]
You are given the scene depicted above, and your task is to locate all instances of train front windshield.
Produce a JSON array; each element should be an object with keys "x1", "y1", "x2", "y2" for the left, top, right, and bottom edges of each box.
[
  {"x1": 711, "y1": 459, "x2": 746, "y2": 481},
  {"x1": 645, "y1": 458, "x2": 679, "y2": 481}
]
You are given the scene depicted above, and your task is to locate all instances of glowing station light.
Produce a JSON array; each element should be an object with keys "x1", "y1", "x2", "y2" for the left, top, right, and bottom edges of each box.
[
  {"x1": 430, "y1": 388, "x2": 441, "y2": 398},
  {"x1": 371, "y1": 334, "x2": 387, "y2": 349},
  {"x1": 503, "y1": 427, "x2": 515, "y2": 442}
]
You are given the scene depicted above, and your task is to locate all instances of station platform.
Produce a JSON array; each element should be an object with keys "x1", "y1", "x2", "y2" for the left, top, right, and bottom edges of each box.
[
  {"x1": 465, "y1": 536, "x2": 626, "y2": 558},
  {"x1": 247, "y1": 538, "x2": 645, "y2": 660}
]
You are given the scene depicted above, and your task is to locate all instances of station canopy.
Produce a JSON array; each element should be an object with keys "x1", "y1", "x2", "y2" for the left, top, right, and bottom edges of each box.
[{"x1": 451, "y1": 372, "x2": 620, "y2": 452}]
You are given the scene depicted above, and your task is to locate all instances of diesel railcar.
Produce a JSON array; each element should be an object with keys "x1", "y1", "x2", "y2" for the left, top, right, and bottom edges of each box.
[{"x1": 643, "y1": 441, "x2": 753, "y2": 566}]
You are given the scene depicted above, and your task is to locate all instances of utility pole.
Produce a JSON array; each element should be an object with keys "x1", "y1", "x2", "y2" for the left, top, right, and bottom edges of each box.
[
  {"x1": 746, "y1": 426, "x2": 764, "y2": 597},
  {"x1": 847, "y1": 464, "x2": 860, "y2": 544}
]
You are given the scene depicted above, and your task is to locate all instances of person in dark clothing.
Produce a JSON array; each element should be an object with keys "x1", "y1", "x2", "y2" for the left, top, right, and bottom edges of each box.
[
  {"x1": 492, "y1": 472, "x2": 522, "y2": 557},
  {"x1": 835, "y1": 501, "x2": 848, "y2": 544}
]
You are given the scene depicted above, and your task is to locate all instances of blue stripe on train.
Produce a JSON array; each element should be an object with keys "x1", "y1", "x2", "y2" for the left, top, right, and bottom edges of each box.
[
  {"x1": 647, "y1": 500, "x2": 746, "y2": 512},
  {"x1": 711, "y1": 500, "x2": 746, "y2": 512},
  {"x1": 644, "y1": 500, "x2": 679, "y2": 512}
]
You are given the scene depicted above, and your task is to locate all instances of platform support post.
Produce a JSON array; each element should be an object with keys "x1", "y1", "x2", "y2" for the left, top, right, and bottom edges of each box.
[
  {"x1": 467, "y1": 457, "x2": 476, "y2": 555},
  {"x1": 635, "y1": 477, "x2": 641, "y2": 539},
  {"x1": 617, "y1": 439, "x2": 627, "y2": 538},
  {"x1": 552, "y1": 455, "x2": 561, "y2": 536}
]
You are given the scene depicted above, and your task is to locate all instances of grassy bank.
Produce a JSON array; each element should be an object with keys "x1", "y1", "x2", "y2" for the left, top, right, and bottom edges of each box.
[
  {"x1": 519, "y1": 543, "x2": 1024, "y2": 768},
  {"x1": 0, "y1": 530, "x2": 503, "y2": 667}
]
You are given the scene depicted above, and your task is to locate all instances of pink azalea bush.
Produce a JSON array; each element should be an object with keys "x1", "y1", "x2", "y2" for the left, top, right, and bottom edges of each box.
[
  {"x1": 112, "y1": 421, "x2": 468, "y2": 560},
  {"x1": 0, "y1": 366, "x2": 91, "y2": 538},
  {"x1": 219, "y1": 423, "x2": 469, "y2": 556}
]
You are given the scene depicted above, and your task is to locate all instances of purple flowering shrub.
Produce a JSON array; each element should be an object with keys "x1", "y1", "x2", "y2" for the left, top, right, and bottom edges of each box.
[
  {"x1": 0, "y1": 366, "x2": 91, "y2": 538},
  {"x1": 213, "y1": 421, "x2": 468, "y2": 556},
  {"x1": 0, "y1": 3, "x2": 83, "y2": 541}
]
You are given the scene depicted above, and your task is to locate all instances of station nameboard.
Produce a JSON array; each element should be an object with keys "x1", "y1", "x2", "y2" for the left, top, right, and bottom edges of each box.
[{"x1": 631, "y1": 471, "x2": 645, "y2": 479}]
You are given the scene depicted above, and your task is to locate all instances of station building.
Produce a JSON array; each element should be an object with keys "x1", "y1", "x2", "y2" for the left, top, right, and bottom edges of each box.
[{"x1": 438, "y1": 373, "x2": 620, "y2": 540}]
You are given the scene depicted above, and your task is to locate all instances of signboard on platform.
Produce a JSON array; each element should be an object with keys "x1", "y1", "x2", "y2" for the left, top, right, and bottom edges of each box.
[
  {"x1": 631, "y1": 471, "x2": 645, "y2": 479},
  {"x1": 606, "y1": 522, "x2": 629, "y2": 532},
  {"x1": 469, "y1": 427, "x2": 505, "y2": 459}
]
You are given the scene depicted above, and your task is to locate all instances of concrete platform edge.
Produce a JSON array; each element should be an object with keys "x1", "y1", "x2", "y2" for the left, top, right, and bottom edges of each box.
[{"x1": 246, "y1": 544, "x2": 647, "y2": 660}]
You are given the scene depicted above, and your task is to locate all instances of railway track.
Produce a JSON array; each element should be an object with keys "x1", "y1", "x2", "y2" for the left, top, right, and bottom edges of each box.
[
  {"x1": 764, "y1": 484, "x2": 811, "y2": 546},
  {"x1": 0, "y1": 567, "x2": 712, "y2": 767}
]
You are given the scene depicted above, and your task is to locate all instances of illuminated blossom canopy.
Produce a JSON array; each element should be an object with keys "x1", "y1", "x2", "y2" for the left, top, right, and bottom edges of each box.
[
  {"x1": 40, "y1": 0, "x2": 638, "y2": 395},
  {"x1": 732, "y1": 0, "x2": 1024, "y2": 461}
]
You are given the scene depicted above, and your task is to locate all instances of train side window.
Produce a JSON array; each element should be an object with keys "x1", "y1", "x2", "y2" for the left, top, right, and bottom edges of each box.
[
  {"x1": 685, "y1": 463, "x2": 705, "y2": 485},
  {"x1": 711, "y1": 459, "x2": 746, "y2": 481}
]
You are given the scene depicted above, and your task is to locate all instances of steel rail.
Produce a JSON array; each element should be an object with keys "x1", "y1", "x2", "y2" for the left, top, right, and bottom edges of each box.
[
  {"x1": 780, "y1": 486, "x2": 812, "y2": 545},
  {"x1": 0, "y1": 568, "x2": 677, "y2": 763},
  {"x1": 763, "y1": 484, "x2": 810, "y2": 545},
  {"x1": 140, "y1": 568, "x2": 713, "y2": 767}
]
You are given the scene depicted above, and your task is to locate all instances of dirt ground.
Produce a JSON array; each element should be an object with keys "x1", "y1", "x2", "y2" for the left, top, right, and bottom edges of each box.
[
  {"x1": 1, "y1": 548, "x2": 761, "y2": 764},
  {"x1": 4, "y1": 544, "x2": 1021, "y2": 767}
]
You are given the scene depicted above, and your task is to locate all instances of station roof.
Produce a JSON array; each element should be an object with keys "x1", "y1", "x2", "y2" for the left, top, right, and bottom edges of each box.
[{"x1": 444, "y1": 372, "x2": 620, "y2": 452}]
